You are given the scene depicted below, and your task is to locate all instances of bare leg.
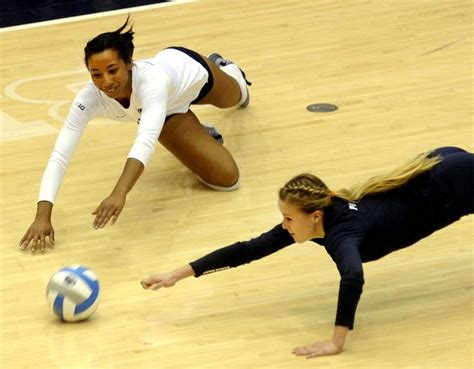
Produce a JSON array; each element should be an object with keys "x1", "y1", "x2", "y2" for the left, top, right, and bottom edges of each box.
[
  {"x1": 196, "y1": 57, "x2": 243, "y2": 108},
  {"x1": 158, "y1": 110, "x2": 239, "y2": 187}
]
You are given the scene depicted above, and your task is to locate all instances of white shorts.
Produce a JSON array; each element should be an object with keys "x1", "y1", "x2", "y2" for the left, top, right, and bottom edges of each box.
[{"x1": 154, "y1": 47, "x2": 212, "y2": 116}]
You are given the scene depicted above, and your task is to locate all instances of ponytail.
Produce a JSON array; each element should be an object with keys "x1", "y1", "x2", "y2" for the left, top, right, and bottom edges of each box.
[
  {"x1": 280, "y1": 151, "x2": 441, "y2": 213},
  {"x1": 335, "y1": 152, "x2": 441, "y2": 202}
]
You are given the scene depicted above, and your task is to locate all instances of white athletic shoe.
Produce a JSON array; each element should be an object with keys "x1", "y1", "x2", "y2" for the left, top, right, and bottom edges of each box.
[
  {"x1": 203, "y1": 124, "x2": 224, "y2": 144},
  {"x1": 208, "y1": 52, "x2": 251, "y2": 108}
]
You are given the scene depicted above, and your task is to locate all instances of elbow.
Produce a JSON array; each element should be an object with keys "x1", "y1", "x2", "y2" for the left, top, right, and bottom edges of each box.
[
  {"x1": 138, "y1": 136, "x2": 158, "y2": 152},
  {"x1": 136, "y1": 130, "x2": 160, "y2": 151},
  {"x1": 49, "y1": 150, "x2": 70, "y2": 170},
  {"x1": 340, "y1": 271, "x2": 365, "y2": 292}
]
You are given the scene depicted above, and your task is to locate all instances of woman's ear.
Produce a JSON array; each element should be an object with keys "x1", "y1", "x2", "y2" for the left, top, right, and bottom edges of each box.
[{"x1": 313, "y1": 210, "x2": 323, "y2": 223}]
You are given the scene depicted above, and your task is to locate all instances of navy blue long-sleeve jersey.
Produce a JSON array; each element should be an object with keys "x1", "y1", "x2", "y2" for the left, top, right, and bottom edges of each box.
[{"x1": 190, "y1": 147, "x2": 473, "y2": 329}]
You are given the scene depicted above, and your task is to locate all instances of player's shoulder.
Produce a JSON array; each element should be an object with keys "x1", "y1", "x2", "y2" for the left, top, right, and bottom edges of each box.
[
  {"x1": 133, "y1": 59, "x2": 168, "y2": 79},
  {"x1": 75, "y1": 81, "x2": 101, "y2": 100},
  {"x1": 323, "y1": 200, "x2": 364, "y2": 242},
  {"x1": 132, "y1": 60, "x2": 171, "y2": 95},
  {"x1": 70, "y1": 81, "x2": 104, "y2": 114}
]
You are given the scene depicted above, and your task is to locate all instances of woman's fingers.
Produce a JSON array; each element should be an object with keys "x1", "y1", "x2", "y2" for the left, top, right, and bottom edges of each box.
[
  {"x1": 150, "y1": 283, "x2": 164, "y2": 290},
  {"x1": 140, "y1": 275, "x2": 169, "y2": 290},
  {"x1": 39, "y1": 234, "x2": 46, "y2": 252},
  {"x1": 19, "y1": 233, "x2": 31, "y2": 250},
  {"x1": 93, "y1": 207, "x2": 113, "y2": 229},
  {"x1": 20, "y1": 228, "x2": 36, "y2": 250},
  {"x1": 20, "y1": 221, "x2": 55, "y2": 253},
  {"x1": 31, "y1": 236, "x2": 38, "y2": 253},
  {"x1": 140, "y1": 277, "x2": 152, "y2": 288},
  {"x1": 110, "y1": 212, "x2": 119, "y2": 225},
  {"x1": 93, "y1": 203, "x2": 122, "y2": 229},
  {"x1": 292, "y1": 341, "x2": 341, "y2": 358},
  {"x1": 49, "y1": 230, "x2": 55, "y2": 245}
]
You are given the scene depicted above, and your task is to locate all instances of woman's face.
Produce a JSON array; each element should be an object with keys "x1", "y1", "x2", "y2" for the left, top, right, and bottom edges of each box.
[
  {"x1": 87, "y1": 49, "x2": 132, "y2": 100},
  {"x1": 278, "y1": 199, "x2": 324, "y2": 243}
]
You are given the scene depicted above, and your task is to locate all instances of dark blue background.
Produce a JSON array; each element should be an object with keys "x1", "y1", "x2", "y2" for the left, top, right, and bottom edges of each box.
[{"x1": 1, "y1": 0, "x2": 168, "y2": 28}]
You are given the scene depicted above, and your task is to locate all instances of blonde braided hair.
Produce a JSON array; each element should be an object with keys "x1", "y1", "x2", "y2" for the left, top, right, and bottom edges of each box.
[
  {"x1": 279, "y1": 174, "x2": 333, "y2": 214},
  {"x1": 279, "y1": 151, "x2": 441, "y2": 213}
]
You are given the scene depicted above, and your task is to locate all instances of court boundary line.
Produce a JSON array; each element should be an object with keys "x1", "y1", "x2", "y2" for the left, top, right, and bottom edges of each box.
[{"x1": 0, "y1": 0, "x2": 195, "y2": 33}]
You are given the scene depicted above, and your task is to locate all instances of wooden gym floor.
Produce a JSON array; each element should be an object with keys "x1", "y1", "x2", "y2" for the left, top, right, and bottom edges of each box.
[{"x1": 0, "y1": 1, "x2": 472, "y2": 368}]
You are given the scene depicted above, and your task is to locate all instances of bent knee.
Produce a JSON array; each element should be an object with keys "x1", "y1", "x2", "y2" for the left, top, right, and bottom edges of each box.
[
  {"x1": 198, "y1": 177, "x2": 240, "y2": 192},
  {"x1": 197, "y1": 169, "x2": 240, "y2": 191}
]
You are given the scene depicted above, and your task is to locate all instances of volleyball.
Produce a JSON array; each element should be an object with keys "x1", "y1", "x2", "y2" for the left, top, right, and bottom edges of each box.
[{"x1": 46, "y1": 265, "x2": 100, "y2": 322}]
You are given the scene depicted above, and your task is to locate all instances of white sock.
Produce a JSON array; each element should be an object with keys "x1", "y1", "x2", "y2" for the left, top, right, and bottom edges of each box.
[{"x1": 221, "y1": 64, "x2": 248, "y2": 107}]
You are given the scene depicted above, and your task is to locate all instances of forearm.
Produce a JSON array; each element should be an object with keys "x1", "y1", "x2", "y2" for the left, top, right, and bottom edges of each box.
[
  {"x1": 190, "y1": 224, "x2": 294, "y2": 277},
  {"x1": 38, "y1": 119, "x2": 85, "y2": 204},
  {"x1": 335, "y1": 281, "x2": 363, "y2": 330},
  {"x1": 141, "y1": 264, "x2": 196, "y2": 290},
  {"x1": 112, "y1": 158, "x2": 145, "y2": 195},
  {"x1": 174, "y1": 264, "x2": 196, "y2": 281},
  {"x1": 36, "y1": 201, "x2": 53, "y2": 219},
  {"x1": 332, "y1": 325, "x2": 349, "y2": 349}
]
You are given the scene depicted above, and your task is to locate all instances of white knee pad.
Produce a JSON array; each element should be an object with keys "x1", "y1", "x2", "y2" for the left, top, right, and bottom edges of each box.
[
  {"x1": 221, "y1": 64, "x2": 248, "y2": 107},
  {"x1": 196, "y1": 176, "x2": 240, "y2": 192}
]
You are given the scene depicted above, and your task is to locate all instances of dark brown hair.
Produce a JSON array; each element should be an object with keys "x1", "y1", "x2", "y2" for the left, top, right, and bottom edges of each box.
[{"x1": 84, "y1": 16, "x2": 134, "y2": 66}]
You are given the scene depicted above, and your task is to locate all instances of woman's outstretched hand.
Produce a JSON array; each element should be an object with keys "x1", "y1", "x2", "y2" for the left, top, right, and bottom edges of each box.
[
  {"x1": 19, "y1": 217, "x2": 55, "y2": 253},
  {"x1": 141, "y1": 273, "x2": 180, "y2": 290},
  {"x1": 141, "y1": 265, "x2": 196, "y2": 291},
  {"x1": 93, "y1": 157, "x2": 144, "y2": 229},
  {"x1": 292, "y1": 340, "x2": 342, "y2": 358},
  {"x1": 92, "y1": 192, "x2": 126, "y2": 229},
  {"x1": 20, "y1": 202, "x2": 55, "y2": 253},
  {"x1": 293, "y1": 326, "x2": 348, "y2": 358}
]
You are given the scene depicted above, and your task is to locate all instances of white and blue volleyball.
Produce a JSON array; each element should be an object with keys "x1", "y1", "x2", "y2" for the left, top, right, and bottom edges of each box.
[{"x1": 46, "y1": 265, "x2": 100, "y2": 322}]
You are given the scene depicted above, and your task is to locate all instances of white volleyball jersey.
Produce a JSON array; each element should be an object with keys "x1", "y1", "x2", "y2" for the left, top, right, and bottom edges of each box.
[{"x1": 38, "y1": 48, "x2": 208, "y2": 203}]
